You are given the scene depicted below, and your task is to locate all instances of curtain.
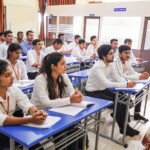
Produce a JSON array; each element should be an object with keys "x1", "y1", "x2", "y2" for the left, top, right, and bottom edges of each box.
[
  {"x1": 38, "y1": 0, "x2": 76, "y2": 41},
  {"x1": 38, "y1": 0, "x2": 47, "y2": 41},
  {"x1": 47, "y1": 0, "x2": 76, "y2": 5},
  {"x1": 0, "y1": 0, "x2": 4, "y2": 32}
]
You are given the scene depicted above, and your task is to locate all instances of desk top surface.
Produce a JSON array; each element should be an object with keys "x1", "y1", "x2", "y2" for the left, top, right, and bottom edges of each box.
[
  {"x1": 0, "y1": 96, "x2": 113, "y2": 148},
  {"x1": 109, "y1": 81, "x2": 150, "y2": 94},
  {"x1": 68, "y1": 69, "x2": 91, "y2": 78},
  {"x1": 19, "y1": 84, "x2": 34, "y2": 91},
  {"x1": 131, "y1": 60, "x2": 148, "y2": 67}
]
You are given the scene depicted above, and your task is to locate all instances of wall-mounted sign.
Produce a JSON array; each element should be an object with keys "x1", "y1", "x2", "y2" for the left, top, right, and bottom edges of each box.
[
  {"x1": 114, "y1": 8, "x2": 126, "y2": 12},
  {"x1": 49, "y1": 14, "x2": 53, "y2": 17},
  {"x1": 89, "y1": 14, "x2": 95, "y2": 16}
]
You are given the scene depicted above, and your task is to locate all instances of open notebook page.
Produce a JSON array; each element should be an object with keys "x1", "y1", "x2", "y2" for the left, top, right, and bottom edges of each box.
[
  {"x1": 115, "y1": 83, "x2": 144, "y2": 90},
  {"x1": 22, "y1": 116, "x2": 61, "y2": 128},
  {"x1": 49, "y1": 101, "x2": 95, "y2": 116},
  {"x1": 136, "y1": 77, "x2": 150, "y2": 83},
  {"x1": 71, "y1": 101, "x2": 95, "y2": 108}
]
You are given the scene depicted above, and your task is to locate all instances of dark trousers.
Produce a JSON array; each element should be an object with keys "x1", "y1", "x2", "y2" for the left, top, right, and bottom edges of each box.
[
  {"x1": 86, "y1": 89, "x2": 128, "y2": 129},
  {"x1": 27, "y1": 72, "x2": 38, "y2": 79},
  {"x1": 134, "y1": 90, "x2": 143, "y2": 113}
]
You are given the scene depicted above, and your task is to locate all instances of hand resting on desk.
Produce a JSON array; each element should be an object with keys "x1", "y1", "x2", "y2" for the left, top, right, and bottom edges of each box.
[{"x1": 70, "y1": 90, "x2": 83, "y2": 103}]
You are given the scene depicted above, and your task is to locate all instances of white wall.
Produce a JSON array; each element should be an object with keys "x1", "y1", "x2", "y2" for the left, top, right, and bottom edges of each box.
[
  {"x1": 45, "y1": 1, "x2": 150, "y2": 49},
  {"x1": 4, "y1": 0, "x2": 39, "y2": 38}
]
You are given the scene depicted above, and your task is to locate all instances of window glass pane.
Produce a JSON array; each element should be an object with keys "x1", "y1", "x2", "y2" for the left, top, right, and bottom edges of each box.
[
  {"x1": 58, "y1": 16, "x2": 82, "y2": 41},
  {"x1": 144, "y1": 20, "x2": 150, "y2": 50},
  {"x1": 47, "y1": 16, "x2": 57, "y2": 39},
  {"x1": 100, "y1": 17, "x2": 141, "y2": 49},
  {"x1": 85, "y1": 19, "x2": 99, "y2": 42}
]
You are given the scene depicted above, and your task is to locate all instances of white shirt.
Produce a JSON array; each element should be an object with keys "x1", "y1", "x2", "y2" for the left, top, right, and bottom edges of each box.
[
  {"x1": 31, "y1": 73, "x2": 74, "y2": 110},
  {"x1": 59, "y1": 41, "x2": 70, "y2": 51},
  {"x1": 44, "y1": 45, "x2": 59, "y2": 55},
  {"x1": 26, "y1": 49, "x2": 45, "y2": 73},
  {"x1": 7, "y1": 60, "x2": 28, "y2": 83},
  {"x1": 86, "y1": 44, "x2": 98, "y2": 57},
  {"x1": 85, "y1": 60, "x2": 127, "y2": 92},
  {"x1": 71, "y1": 47, "x2": 90, "y2": 60},
  {"x1": 129, "y1": 50, "x2": 137, "y2": 63},
  {"x1": 68, "y1": 41, "x2": 78, "y2": 50},
  {"x1": 0, "y1": 42, "x2": 9, "y2": 59},
  {"x1": 114, "y1": 56, "x2": 141, "y2": 81},
  {"x1": 0, "y1": 86, "x2": 34, "y2": 126}
]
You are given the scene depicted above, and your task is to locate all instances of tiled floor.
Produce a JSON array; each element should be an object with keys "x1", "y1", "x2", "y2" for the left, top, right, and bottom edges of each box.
[{"x1": 88, "y1": 92, "x2": 150, "y2": 150}]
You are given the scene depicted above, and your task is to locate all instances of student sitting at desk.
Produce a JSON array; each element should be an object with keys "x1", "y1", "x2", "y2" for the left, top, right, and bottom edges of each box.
[
  {"x1": 20, "y1": 30, "x2": 34, "y2": 56},
  {"x1": 124, "y1": 38, "x2": 143, "y2": 63},
  {"x1": 68, "y1": 34, "x2": 81, "y2": 50},
  {"x1": 110, "y1": 38, "x2": 119, "y2": 59},
  {"x1": 114, "y1": 45, "x2": 149, "y2": 122},
  {"x1": 86, "y1": 35, "x2": 99, "y2": 58},
  {"x1": 31, "y1": 52, "x2": 84, "y2": 150},
  {"x1": 0, "y1": 30, "x2": 13, "y2": 60},
  {"x1": 85, "y1": 44, "x2": 140, "y2": 137},
  {"x1": 7, "y1": 43, "x2": 28, "y2": 82},
  {"x1": 26, "y1": 39, "x2": 45, "y2": 79},
  {"x1": 58, "y1": 33, "x2": 72, "y2": 54},
  {"x1": 71, "y1": 39, "x2": 96, "y2": 60},
  {"x1": 0, "y1": 60, "x2": 48, "y2": 150},
  {"x1": 44, "y1": 38, "x2": 63, "y2": 55}
]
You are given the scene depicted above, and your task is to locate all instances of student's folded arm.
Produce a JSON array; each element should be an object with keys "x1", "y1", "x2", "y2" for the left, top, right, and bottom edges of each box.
[
  {"x1": 94, "y1": 67, "x2": 127, "y2": 88},
  {"x1": 14, "y1": 87, "x2": 34, "y2": 115},
  {"x1": 34, "y1": 77, "x2": 71, "y2": 108}
]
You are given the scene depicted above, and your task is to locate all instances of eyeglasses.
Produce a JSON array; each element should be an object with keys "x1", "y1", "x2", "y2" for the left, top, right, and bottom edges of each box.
[
  {"x1": 108, "y1": 52, "x2": 115, "y2": 55},
  {"x1": 124, "y1": 52, "x2": 130, "y2": 55}
]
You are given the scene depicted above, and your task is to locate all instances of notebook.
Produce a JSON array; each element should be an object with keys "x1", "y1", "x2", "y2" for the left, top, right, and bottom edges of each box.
[
  {"x1": 13, "y1": 80, "x2": 34, "y2": 87},
  {"x1": 136, "y1": 77, "x2": 150, "y2": 83},
  {"x1": 49, "y1": 101, "x2": 95, "y2": 116},
  {"x1": 115, "y1": 83, "x2": 144, "y2": 90},
  {"x1": 22, "y1": 116, "x2": 61, "y2": 128}
]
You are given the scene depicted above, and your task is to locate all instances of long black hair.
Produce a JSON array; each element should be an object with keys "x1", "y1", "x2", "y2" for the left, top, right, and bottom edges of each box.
[
  {"x1": 0, "y1": 60, "x2": 9, "y2": 75},
  {"x1": 39, "y1": 52, "x2": 67, "y2": 99}
]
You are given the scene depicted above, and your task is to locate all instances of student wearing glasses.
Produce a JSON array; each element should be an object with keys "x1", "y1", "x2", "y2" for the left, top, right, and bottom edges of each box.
[
  {"x1": 114, "y1": 45, "x2": 149, "y2": 122},
  {"x1": 85, "y1": 44, "x2": 140, "y2": 137}
]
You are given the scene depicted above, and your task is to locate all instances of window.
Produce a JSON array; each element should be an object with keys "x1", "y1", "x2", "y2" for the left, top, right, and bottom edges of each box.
[
  {"x1": 47, "y1": 16, "x2": 57, "y2": 39},
  {"x1": 144, "y1": 19, "x2": 150, "y2": 50},
  {"x1": 58, "y1": 16, "x2": 82, "y2": 41},
  {"x1": 100, "y1": 17, "x2": 141, "y2": 49},
  {"x1": 84, "y1": 17, "x2": 100, "y2": 43}
]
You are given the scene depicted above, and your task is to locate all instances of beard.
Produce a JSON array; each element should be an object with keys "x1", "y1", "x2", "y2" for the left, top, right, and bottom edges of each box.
[{"x1": 106, "y1": 58, "x2": 114, "y2": 63}]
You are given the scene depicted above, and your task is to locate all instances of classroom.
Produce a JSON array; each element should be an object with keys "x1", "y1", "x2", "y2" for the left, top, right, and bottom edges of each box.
[{"x1": 0, "y1": 0, "x2": 150, "y2": 150}]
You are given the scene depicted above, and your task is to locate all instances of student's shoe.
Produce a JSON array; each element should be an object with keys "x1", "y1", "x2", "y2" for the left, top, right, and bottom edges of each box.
[
  {"x1": 134, "y1": 114, "x2": 149, "y2": 123},
  {"x1": 120, "y1": 125, "x2": 140, "y2": 137}
]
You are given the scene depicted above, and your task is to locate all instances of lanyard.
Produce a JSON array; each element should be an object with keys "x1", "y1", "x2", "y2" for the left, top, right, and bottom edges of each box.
[
  {"x1": 0, "y1": 96, "x2": 9, "y2": 115},
  {"x1": 9, "y1": 61, "x2": 19, "y2": 80},
  {"x1": 80, "y1": 50, "x2": 84, "y2": 56},
  {"x1": 28, "y1": 43, "x2": 33, "y2": 49}
]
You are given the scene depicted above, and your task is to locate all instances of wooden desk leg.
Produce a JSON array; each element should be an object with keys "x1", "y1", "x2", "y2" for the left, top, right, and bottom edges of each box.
[
  {"x1": 95, "y1": 110, "x2": 101, "y2": 150},
  {"x1": 10, "y1": 138, "x2": 15, "y2": 150}
]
